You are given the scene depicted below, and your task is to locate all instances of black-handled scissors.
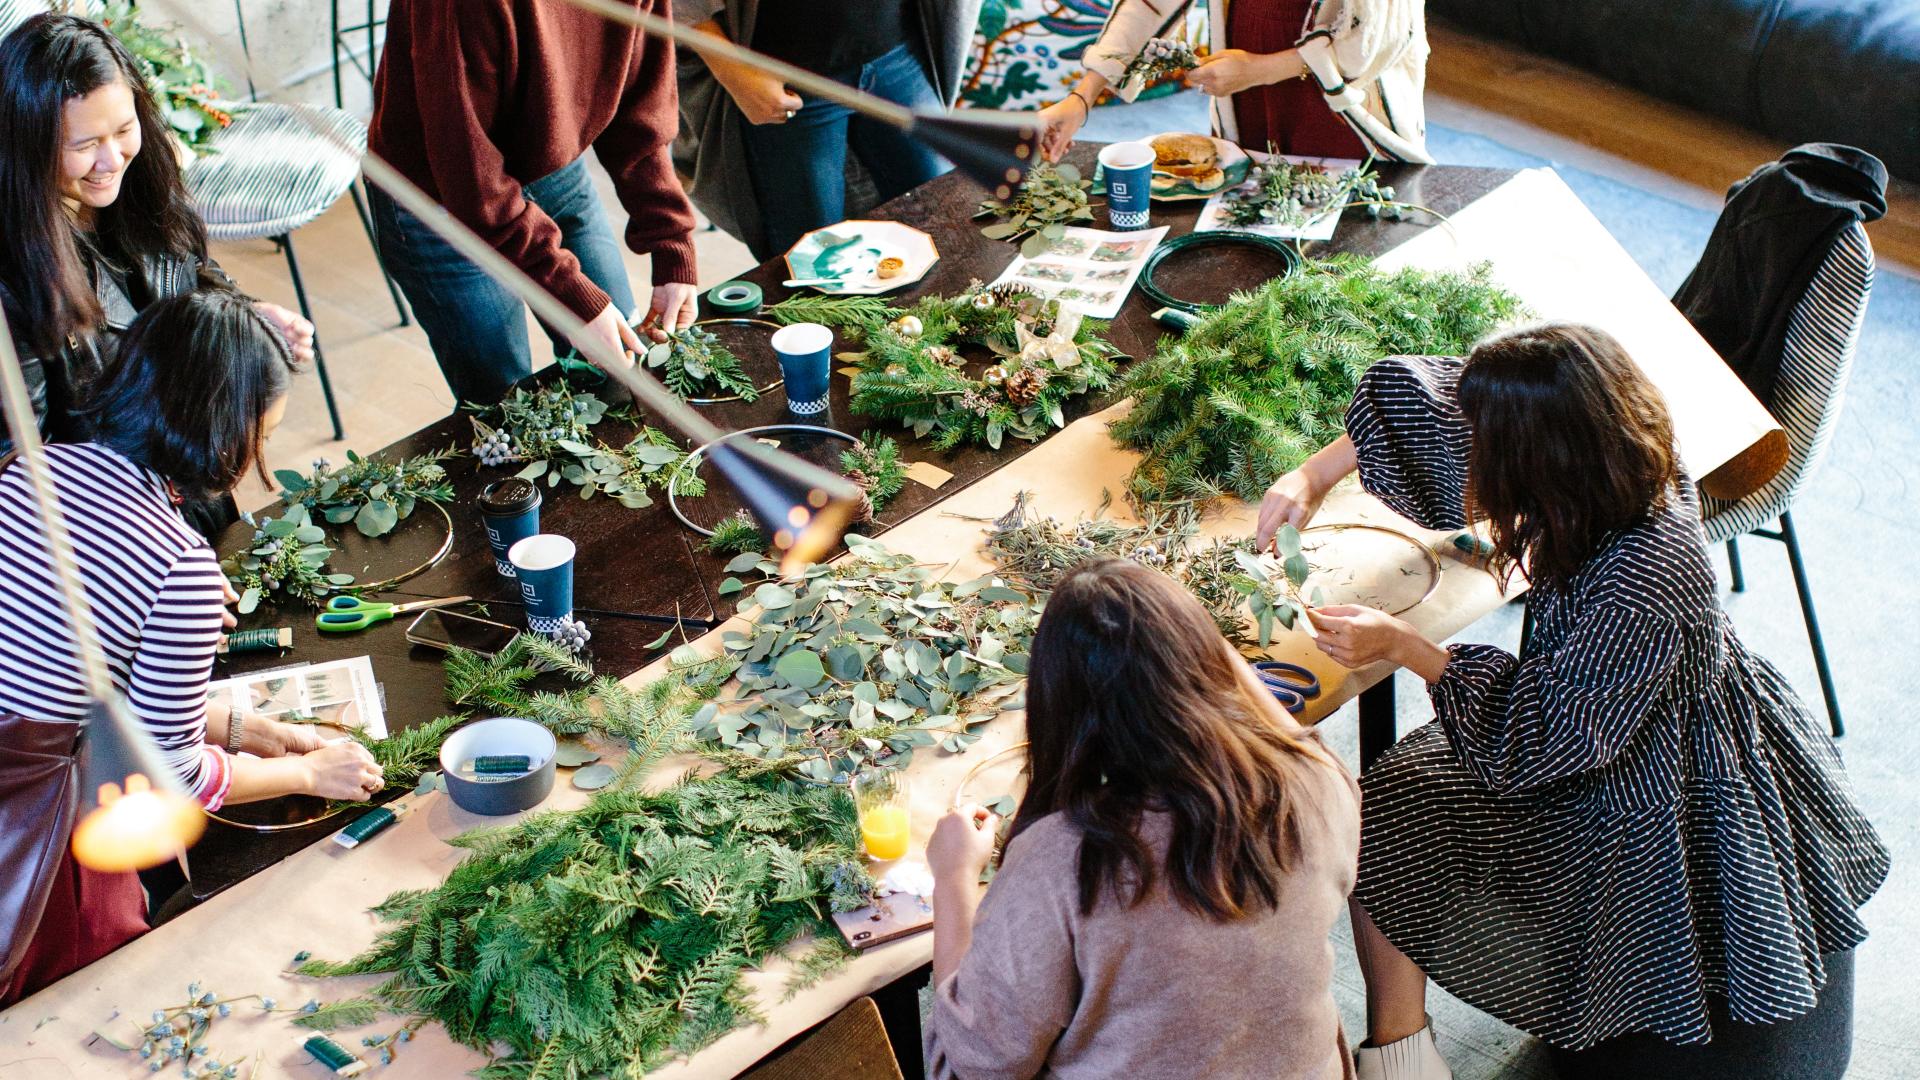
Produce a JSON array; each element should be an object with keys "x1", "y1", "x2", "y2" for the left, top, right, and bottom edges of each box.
[{"x1": 1251, "y1": 660, "x2": 1321, "y2": 715}]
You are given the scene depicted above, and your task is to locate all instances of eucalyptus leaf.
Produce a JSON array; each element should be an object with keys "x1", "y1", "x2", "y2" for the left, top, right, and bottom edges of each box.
[
  {"x1": 570, "y1": 763, "x2": 617, "y2": 790},
  {"x1": 773, "y1": 650, "x2": 826, "y2": 689}
]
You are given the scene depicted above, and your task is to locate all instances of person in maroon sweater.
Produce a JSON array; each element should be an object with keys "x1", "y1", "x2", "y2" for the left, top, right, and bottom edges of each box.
[{"x1": 366, "y1": 0, "x2": 700, "y2": 405}]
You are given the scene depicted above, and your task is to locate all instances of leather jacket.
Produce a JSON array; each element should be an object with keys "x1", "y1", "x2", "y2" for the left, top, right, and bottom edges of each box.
[{"x1": 8, "y1": 249, "x2": 212, "y2": 448}]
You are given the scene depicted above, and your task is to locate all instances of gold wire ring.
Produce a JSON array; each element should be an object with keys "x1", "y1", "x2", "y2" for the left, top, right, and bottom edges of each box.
[{"x1": 1298, "y1": 521, "x2": 1444, "y2": 616}]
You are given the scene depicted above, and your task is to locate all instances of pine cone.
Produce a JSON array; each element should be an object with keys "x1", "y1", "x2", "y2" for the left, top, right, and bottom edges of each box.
[
  {"x1": 1003, "y1": 366, "x2": 1047, "y2": 406},
  {"x1": 845, "y1": 469, "x2": 877, "y2": 524}
]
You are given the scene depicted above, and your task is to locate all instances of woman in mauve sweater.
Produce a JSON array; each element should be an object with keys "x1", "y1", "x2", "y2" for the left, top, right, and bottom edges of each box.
[{"x1": 925, "y1": 558, "x2": 1360, "y2": 1079}]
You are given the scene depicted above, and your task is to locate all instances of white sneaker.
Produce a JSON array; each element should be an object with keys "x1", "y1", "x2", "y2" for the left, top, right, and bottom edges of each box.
[{"x1": 1353, "y1": 1019, "x2": 1452, "y2": 1080}]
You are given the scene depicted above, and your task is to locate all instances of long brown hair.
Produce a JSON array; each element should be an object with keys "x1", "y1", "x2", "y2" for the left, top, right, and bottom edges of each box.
[
  {"x1": 1012, "y1": 558, "x2": 1341, "y2": 920},
  {"x1": 1458, "y1": 323, "x2": 1679, "y2": 587}
]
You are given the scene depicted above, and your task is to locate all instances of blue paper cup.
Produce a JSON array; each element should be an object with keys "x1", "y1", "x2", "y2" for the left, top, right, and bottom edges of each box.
[
  {"x1": 772, "y1": 322, "x2": 833, "y2": 416},
  {"x1": 1099, "y1": 141, "x2": 1155, "y2": 230},
  {"x1": 477, "y1": 479, "x2": 541, "y2": 579},
  {"x1": 507, "y1": 534, "x2": 575, "y2": 635}
]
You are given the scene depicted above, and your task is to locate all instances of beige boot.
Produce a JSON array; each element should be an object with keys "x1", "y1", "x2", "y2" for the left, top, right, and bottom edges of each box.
[{"x1": 1353, "y1": 1019, "x2": 1452, "y2": 1080}]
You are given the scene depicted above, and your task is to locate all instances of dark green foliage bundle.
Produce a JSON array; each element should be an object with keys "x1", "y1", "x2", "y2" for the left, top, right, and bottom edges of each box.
[
  {"x1": 354, "y1": 713, "x2": 464, "y2": 792},
  {"x1": 1110, "y1": 257, "x2": 1523, "y2": 503},
  {"x1": 702, "y1": 511, "x2": 768, "y2": 557},
  {"x1": 770, "y1": 284, "x2": 1121, "y2": 452},
  {"x1": 298, "y1": 774, "x2": 874, "y2": 1078},
  {"x1": 842, "y1": 432, "x2": 908, "y2": 516},
  {"x1": 276, "y1": 447, "x2": 458, "y2": 538},
  {"x1": 645, "y1": 326, "x2": 759, "y2": 401}
]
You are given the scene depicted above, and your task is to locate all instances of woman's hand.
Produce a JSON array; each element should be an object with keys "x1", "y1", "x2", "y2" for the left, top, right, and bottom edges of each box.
[
  {"x1": 1310, "y1": 604, "x2": 1451, "y2": 682},
  {"x1": 640, "y1": 282, "x2": 701, "y2": 341},
  {"x1": 928, "y1": 804, "x2": 1000, "y2": 883},
  {"x1": 1187, "y1": 49, "x2": 1296, "y2": 97},
  {"x1": 268, "y1": 719, "x2": 328, "y2": 756},
  {"x1": 1255, "y1": 469, "x2": 1330, "y2": 549},
  {"x1": 583, "y1": 300, "x2": 646, "y2": 365},
  {"x1": 299, "y1": 740, "x2": 384, "y2": 801},
  {"x1": 252, "y1": 301, "x2": 316, "y2": 366},
  {"x1": 219, "y1": 577, "x2": 241, "y2": 631},
  {"x1": 725, "y1": 68, "x2": 804, "y2": 126},
  {"x1": 1036, "y1": 96, "x2": 1089, "y2": 163}
]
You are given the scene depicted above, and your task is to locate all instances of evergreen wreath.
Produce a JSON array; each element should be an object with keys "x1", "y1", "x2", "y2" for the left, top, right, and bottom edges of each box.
[
  {"x1": 1111, "y1": 256, "x2": 1523, "y2": 504},
  {"x1": 274, "y1": 448, "x2": 458, "y2": 538},
  {"x1": 770, "y1": 282, "x2": 1123, "y2": 452},
  {"x1": 468, "y1": 383, "x2": 702, "y2": 510},
  {"x1": 644, "y1": 326, "x2": 760, "y2": 402}
]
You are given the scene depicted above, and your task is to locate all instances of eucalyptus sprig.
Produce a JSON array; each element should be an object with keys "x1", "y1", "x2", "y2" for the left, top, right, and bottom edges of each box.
[
  {"x1": 698, "y1": 535, "x2": 1041, "y2": 782},
  {"x1": 976, "y1": 161, "x2": 1095, "y2": 257},
  {"x1": 221, "y1": 505, "x2": 354, "y2": 613},
  {"x1": 275, "y1": 447, "x2": 457, "y2": 538},
  {"x1": 645, "y1": 325, "x2": 760, "y2": 401},
  {"x1": 468, "y1": 382, "x2": 703, "y2": 509}
]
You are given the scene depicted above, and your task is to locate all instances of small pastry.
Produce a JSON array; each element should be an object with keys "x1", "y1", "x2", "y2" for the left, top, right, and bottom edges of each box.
[{"x1": 876, "y1": 256, "x2": 905, "y2": 280}]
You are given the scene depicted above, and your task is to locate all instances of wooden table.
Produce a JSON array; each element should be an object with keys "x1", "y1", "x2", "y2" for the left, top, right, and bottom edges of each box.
[{"x1": 0, "y1": 158, "x2": 1783, "y2": 1080}]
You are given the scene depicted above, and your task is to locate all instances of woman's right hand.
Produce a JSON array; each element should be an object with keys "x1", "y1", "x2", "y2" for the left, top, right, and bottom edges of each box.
[
  {"x1": 301, "y1": 740, "x2": 383, "y2": 801},
  {"x1": 1035, "y1": 97, "x2": 1088, "y2": 162},
  {"x1": 1255, "y1": 469, "x2": 1330, "y2": 548},
  {"x1": 725, "y1": 68, "x2": 804, "y2": 126}
]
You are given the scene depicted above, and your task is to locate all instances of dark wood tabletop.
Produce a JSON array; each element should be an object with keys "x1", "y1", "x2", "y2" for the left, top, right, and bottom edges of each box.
[{"x1": 188, "y1": 150, "x2": 1516, "y2": 902}]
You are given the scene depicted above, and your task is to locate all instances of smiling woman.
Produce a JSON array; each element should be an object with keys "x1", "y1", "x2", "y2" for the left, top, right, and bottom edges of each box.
[{"x1": 0, "y1": 12, "x2": 315, "y2": 537}]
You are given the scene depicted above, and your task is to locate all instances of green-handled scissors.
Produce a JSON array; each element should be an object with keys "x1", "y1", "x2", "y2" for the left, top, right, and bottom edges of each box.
[{"x1": 316, "y1": 594, "x2": 472, "y2": 633}]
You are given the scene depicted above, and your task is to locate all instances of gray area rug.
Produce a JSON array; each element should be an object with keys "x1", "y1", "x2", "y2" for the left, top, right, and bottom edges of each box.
[{"x1": 1075, "y1": 95, "x2": 1919, "y2": 1078}]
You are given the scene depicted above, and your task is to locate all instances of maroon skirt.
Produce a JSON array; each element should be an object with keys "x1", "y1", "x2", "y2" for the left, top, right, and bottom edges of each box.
[{"x1": 1227, "y1": 0, "x2": 1368, "y2": 158}]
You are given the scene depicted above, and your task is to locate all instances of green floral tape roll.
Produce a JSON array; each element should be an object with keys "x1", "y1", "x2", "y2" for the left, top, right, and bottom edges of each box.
[{"x1": 706, "y1": 280, "x2": 763, "y2": 314}]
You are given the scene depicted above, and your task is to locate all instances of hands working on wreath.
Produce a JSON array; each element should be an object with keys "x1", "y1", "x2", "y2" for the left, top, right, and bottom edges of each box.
[{"x1": 1255, "y1": 435, "x2": 1452, "y2": 683}]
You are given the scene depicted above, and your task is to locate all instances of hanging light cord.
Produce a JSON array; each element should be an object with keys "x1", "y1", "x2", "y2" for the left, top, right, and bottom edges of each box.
[{"x1": 0, "y1": 310, "x2": 117, "y2": 706}]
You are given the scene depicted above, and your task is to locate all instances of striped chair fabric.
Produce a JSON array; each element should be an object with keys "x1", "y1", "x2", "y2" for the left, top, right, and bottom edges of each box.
[
  {"x1": 184, "y1": 103, "x2": 368, "y2": 243},
  {"x1": 1702, "y1": 222, "x2": 1875, "y2": 543}
]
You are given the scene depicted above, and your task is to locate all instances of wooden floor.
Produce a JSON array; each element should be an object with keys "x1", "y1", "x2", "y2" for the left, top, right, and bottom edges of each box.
[{"x1": 220, "y1": 27, "x2": 1917, "y2": 503}]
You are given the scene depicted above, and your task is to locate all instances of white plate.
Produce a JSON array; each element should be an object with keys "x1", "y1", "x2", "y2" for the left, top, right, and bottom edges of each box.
[{"x1": 781, "y1": 220, "x2": 940, "y2": 295}]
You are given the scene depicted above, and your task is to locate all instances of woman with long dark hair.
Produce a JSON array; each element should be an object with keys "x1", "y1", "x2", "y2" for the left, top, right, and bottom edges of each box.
[
  {"x1": 0, "y1": 13, "x2": 313, "y2": 460},
  {"x1": 924, "y1": 558, "x2": 1360, "y2": 1078},
  {"x1": 0, "y1": 290, "x2": 380, "y2": 1006},
  {"x1": 1256, "y1": 324, "x2": 1888, "y2": 1079}
]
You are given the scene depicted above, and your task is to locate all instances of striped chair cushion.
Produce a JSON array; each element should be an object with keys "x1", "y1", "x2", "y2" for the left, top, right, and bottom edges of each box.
[
  {"x1": 1702, "y1": 222, "x2": 1875, "y2": 543},
  {"x1": 185, "y1": 103, "x2": 367, "y2": 242}
]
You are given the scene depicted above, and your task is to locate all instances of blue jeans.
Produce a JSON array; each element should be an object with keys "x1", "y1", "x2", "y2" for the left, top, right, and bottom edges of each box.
[
  {"x1": 741, "y1": 43, "x2": 948, "y2": 261},
  {"x1": 366, "y1": 157, "x2": 637, "y2": 405}
]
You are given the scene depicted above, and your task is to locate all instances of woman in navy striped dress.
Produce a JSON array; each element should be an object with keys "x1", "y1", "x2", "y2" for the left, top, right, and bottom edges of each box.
[
  {"x1": 1255, "y1": 323, "x2": 1888, "y2": 1080},
  {"x1": 0, "y1": 291, "x2": 382, "y2": 1005}
]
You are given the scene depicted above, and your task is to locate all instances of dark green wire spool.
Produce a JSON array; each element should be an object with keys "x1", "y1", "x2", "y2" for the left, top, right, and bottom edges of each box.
[{"x1": 1137, "y1": 230, "x2": 1301, "y2": 316}]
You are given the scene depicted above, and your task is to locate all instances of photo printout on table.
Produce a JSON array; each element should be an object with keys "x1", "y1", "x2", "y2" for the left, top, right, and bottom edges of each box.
[
  {"x1": 206, "y1": 656, "x2": 388, "y2": 740},
  {"x1": 1195, "y1": 153, "x2": 1364, "y2": 242},
  {"x1": 989, "y1": 225, "x2": 1170, "y2": 318}
]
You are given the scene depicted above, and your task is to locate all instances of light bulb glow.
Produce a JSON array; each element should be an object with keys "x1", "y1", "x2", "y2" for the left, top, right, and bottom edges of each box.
[{"x1": 71, "y1": 771, "x2": 205, "y2": 872}]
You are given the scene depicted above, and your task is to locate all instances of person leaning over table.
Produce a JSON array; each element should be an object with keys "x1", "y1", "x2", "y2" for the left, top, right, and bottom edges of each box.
[
  {"x1": 674, "y1": 0, "x2": 979, "y2": 262},
  {"x1": 1035, "y1": 0, "x2": 1428, "y2": 163},
  {"x1": 0, "y1": 290, "x2": 384, "y2": 1008},
  {"x1": 0, "y1": 13, "x2": 316, "y2": 540},
  {"x1": 367, "y1": 0, "x2": 701, "y2": 406},
  {"x1": 924, "y1": 557, "x2": 1361, "y2": 1079},
  {"x1": 1253, "y1": 325, "x2": 1888, "y2": 1080}
]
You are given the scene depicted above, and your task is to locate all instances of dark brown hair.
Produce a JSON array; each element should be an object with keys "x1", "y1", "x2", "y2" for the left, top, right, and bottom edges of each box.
[
  {"x1": 1458, "y1": 323, "x2": 1679, "y2": 587},
  {"x1": 1012, "y1": 558, "x2": 1342, "y2": 920},
  {"x1": 78, "y1": 289, "x2": 295, "y2": 500},
  {"x1": 0, "y1": 14, "x2": 209, "y2": 355}
]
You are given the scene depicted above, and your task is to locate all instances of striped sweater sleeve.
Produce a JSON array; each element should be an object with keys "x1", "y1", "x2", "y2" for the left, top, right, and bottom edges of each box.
[
  {"x1": 1429, "y1": 602, "x2": 1685, "y2": 792},
  {"x1": 1344, "y1": 354, "x2": 1472, "y2": 531},
  {"x1": 128, "y1": 546, "x2": 230, "y2": 808}
]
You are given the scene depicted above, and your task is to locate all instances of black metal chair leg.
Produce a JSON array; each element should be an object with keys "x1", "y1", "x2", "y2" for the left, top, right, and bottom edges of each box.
[
  {"x1": 1779, "y1": 511, "x2": 1843, "y2": 737},
  {"x1": 275, "y1": 234, "x2": 345, "y2": 441},
  {"x1": 1727, "y1": 536, "x2": 1746, "y2": 593},
  {"x1": 348, "y1": 182, "x2": 411, "y2": 327}
]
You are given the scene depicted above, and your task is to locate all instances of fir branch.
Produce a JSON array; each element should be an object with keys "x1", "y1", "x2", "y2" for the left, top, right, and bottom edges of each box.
[
  {"x1": 766, "y1": 293, "x2": 893, "y2": 330},
  {"x1": 291, "y1": 997, "x2": 384, "y2": 1031},
  {"x1": 702, "y1": 511, "x2": 768, "y2": 557},
  {"x1": 840, "y1": 432, "x2": 908, "y2": 514}
]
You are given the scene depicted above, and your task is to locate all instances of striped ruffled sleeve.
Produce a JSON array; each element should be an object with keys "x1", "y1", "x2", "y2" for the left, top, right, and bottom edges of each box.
[
  {"x1": 1345, "y1": 355, "x2": 1472, "y2": 531},
  {"x1": 128, "y1": 546, "x2": 229, "y2": 808},
  {"x1": 1429, "y1": 602, "x2": 1686, "y2": 792}
]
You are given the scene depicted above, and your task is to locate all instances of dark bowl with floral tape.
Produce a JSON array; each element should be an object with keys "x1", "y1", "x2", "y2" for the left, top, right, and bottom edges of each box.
[{"x1": 439, "y1": 717, "x2": 557, "y2": 815}]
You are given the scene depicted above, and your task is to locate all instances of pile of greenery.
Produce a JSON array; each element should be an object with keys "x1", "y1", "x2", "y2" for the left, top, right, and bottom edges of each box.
[
  {"x1": 699, "y1": 432, "x2": 912, "y2": 558},
  {"x1": 469, "y1": 383, "x2": 700, "y2": 510},
  {"x1": 275, "y1": 448, "x2": 458, "y2": 538},
  {"x1": 770, "y1": 283, "x2": 1121, "y2": 452},
  {"x1": 645, "y1": 326, "x2": 760, "y2": 402},
  {"x1": 1110, "y1": 256, "x2": 1523, "y2": 504},
  {"x1": 975, "y1": 161, "x2": 1095, "y2": 257},
  {"x1": 222, "y1": 505, "x2": 354, "y2": 611}
]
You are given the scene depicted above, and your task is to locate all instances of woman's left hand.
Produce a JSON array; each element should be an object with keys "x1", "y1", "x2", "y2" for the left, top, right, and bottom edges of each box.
[
  {"x1": 219, "y1": 577, "x2": 241, "y2": 631},
  {"x1": 928, "y1": 804, "x2": 1000, "y2": 883},
  {"x1": 270, "y1": 719, "x2": 328, "y2": 756},
  {"x1": 1310, "y1": 604, "x2": 1418, "y2": 668},
  {"x1": 252, "y1": 302, "x2": 316, "y2": 366},
  {"x1": 640, "y1": 282, "x2": 701, "y2": 342},
  {"x1": 1186, "y1": 49, "x2": 1284, "y2": 97}
]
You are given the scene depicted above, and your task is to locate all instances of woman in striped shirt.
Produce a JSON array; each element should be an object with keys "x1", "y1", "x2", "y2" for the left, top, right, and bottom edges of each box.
[
  {"x1": 0, "y1": 289, "x2": 380, "y2": 1004},
  {"x1": 1256, "y1": 324, "x2": 1887, "y2": 1080}
]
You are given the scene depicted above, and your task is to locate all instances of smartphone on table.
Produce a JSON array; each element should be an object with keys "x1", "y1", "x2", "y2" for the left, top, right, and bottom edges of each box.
[{"x1": 405, "y1": 608, "x2": 520, "y2": 658}]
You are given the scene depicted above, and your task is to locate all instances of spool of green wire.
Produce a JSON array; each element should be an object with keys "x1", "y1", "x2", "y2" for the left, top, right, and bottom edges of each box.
[
  {"x1": 217, "y1": 627, "x2": 292, "y2": 655},
  {"x1": 1137, "y1": 231, "x2": 1300, "y2": 316},
  {"x1": 300, "y1": 1034, "x2": 369, "y2": 1076},
  {"x1": 706, "y1": 280, "x2": 763, "y2": 314}
]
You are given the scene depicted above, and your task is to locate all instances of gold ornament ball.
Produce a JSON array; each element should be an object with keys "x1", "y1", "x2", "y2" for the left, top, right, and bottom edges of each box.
[
  {"x1": 971, "y1": 292, "x2": 997, "y2": 310},
  {"x1": 891, "y1": 315, "x2": 924, "y2": 338},
  {"x1": 885, "y1": 363, "x2": 907, "y2": 377},
  {"x1": 982, "y1": 365, "x2": 1008, "y2": 386}
]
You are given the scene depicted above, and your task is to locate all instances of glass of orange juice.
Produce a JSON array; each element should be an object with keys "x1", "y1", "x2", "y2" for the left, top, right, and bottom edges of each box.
[{"x1": 854, "y1": 772, "x2": 912, "y2": 862}]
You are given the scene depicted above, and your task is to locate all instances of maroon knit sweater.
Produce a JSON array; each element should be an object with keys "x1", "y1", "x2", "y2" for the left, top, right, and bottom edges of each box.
[{"x1": 370, "y1": 0, "x2": 698, "y2": 322}]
